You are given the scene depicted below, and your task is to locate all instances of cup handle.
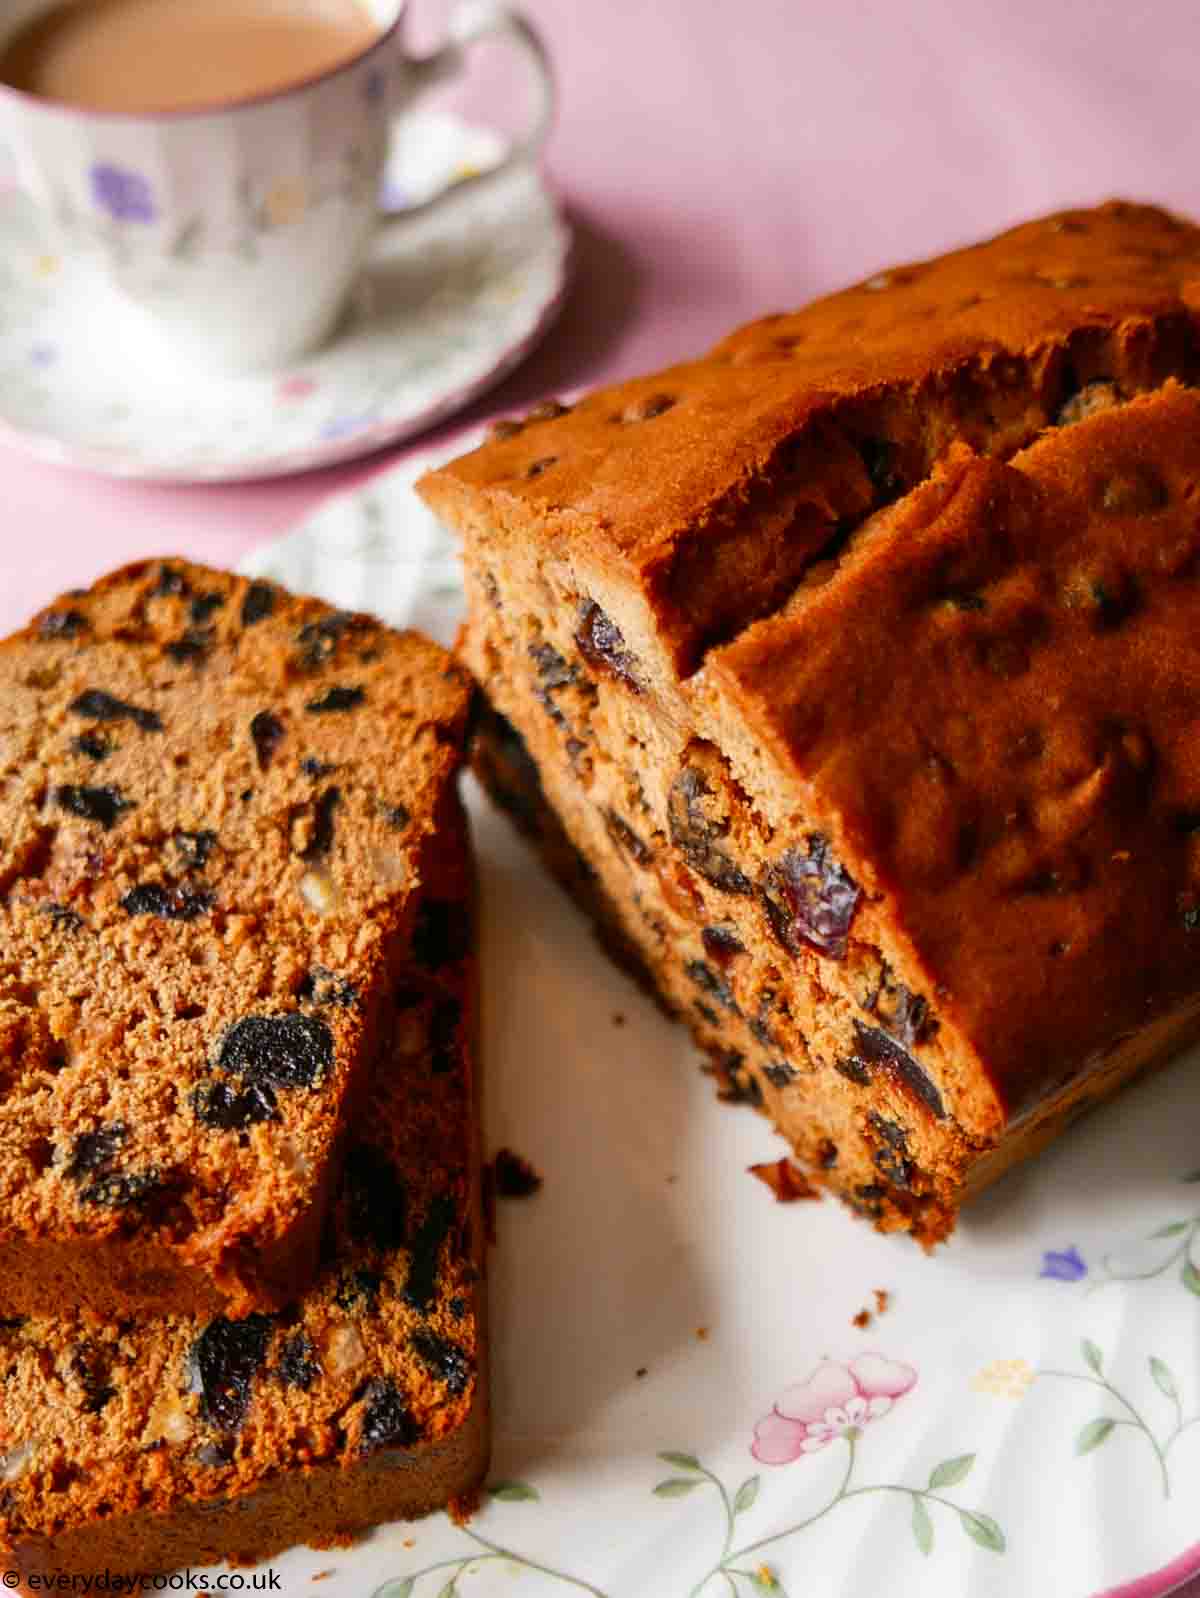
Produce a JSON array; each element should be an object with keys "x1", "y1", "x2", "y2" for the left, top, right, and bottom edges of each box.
[{"x1": 388, "y1": 0, "x2": 555, "y2": 214}]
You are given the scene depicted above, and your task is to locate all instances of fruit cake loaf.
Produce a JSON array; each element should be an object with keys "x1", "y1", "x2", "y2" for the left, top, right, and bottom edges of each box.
[
  {"x1": 421, "y1": 202, "x2": 1200, "y2": 1244},
  {"x1": 0, "y1": 559, "x2": 472, "y2": 1318},
  {"x1": 2, "y1": 798, "x2": 486, "y2": 1579}
]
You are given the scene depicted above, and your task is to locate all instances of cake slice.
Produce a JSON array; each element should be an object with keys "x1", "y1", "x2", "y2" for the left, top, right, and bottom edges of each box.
[
  {"x1": 421, "y1": 202, "x2": 1200, "y2": 1244},
  {"x1": 2, "y1": 798, "x2": 486, "y2": 1578},
  {"x1": 0, "y1": 559, "x2": 472, "y2": 1317}
]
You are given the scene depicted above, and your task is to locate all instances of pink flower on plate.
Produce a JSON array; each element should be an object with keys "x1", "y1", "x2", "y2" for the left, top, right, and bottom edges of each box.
[
  {"x1": 751, "y1": 1354, "x2": 917, "y2": 1465},
  {"x1": 277, "y1": 374, "x2": 317, "y2": 402}
]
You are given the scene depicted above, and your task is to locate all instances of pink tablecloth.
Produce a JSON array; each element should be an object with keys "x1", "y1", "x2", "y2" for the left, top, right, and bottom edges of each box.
[{"x1": 3, "y1": 4, "x2": 1199, "y2": 1591}]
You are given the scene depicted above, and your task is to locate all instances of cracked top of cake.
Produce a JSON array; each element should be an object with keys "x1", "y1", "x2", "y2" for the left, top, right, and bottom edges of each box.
[
  {"x1": 697, "y1": 384, "x2": 1200, "y2": 1116},
  {"x1": 420, "y1": 201, "x2": 1200, "y2": 674},
  {"x1": 0, "y1": 559, "x2": 472, "y2": 1314}
]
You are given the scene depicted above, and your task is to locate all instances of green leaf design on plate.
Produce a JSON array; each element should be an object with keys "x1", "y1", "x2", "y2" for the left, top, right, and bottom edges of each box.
[
  {"x1": 1076, "y1": 1417, "x2": 1116, "y2": 1455},
  {"x1": 912, "y1": 1495, "x2": 934, "y2": 1556},
  {"x1": 1150, "y1": 1356, "x2": 1179, "y2": 1401},
  {"x1": 436, "y1": 1581, "x2": 458, "y2": 1598},
  {"x1": 654, "y1": 1477, "x2": 701, "y2": 1498},
  {"x1": 959, "y1": 1509, "x2": 1006, "y2": 1552},
  {"x1": 1150, "y1": 1220, "x2": 1190, "y2": 1239},
  {"x1": 734, "y1": 1475, "x2": 760, "y2": 1515},
  {"x1": 1081, "y1": 1338, "x2": 1104, "y2": 1375},
  {"x1": 1182, "y1": 1260, "x2": 1200, "y2": 1296},
  {"x1": 928, "y1": 1453, "x2": 974, "y2": 1490},
  {"x1": 489, "y1": 1480, "x2": 539, "y2": 1502},
  {"x1": 377, "y1": 1581, "x2": 415, "y2": 1598},
  {"x1": 657, "y1": 1451, "x2": 702, "y2": 1472}
]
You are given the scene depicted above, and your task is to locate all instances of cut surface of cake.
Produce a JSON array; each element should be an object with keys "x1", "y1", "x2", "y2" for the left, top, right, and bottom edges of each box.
[
  {"x1": 0, "y1": 559, "x2": 472, "y2": 1316},
  {"x1": 421, "y1": 201, "x2": 1200, "y2": 1243},
  {"x1": 1, "y1": 798, "x2": 486, "y2": 1578}
]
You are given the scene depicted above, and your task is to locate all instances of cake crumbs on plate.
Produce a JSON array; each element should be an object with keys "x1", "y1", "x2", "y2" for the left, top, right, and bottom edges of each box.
[
  {"x1": 493, "y1": 1147, "x2": 543, "y2": 1198},
  {"x1": 636, "y1": 1366, "x2": 648, "y2": 1378},
  {"x1": 874, "y1": 1288, "x2": 892, "y2": 1314},
  {"x1": 311, "y1": 1573, "x2": 335, "y2": 1584},
  {"x1": 613, "y1": 1011, "x2": 626, "y2": 1026},
  {"x1": 696, "y1": 1326, "x2": 710, "y2": 1341},
  {"x1": 852, "y1": 1308, "x2": 872, "y2": 1329},
  {"x1": 748, "y1": 1156, "x2": 820, "y2": 1202}
]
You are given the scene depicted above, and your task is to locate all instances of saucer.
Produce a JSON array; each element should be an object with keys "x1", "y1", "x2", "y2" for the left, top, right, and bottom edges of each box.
[{"x1": 0, "y1": 112, "x2": 570, "y2": 482}]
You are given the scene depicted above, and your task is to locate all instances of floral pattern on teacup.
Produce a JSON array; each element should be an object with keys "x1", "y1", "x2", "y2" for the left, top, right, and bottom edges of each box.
[{"x1": 89, "y1": 164, "x2": 156, "y2": 223}]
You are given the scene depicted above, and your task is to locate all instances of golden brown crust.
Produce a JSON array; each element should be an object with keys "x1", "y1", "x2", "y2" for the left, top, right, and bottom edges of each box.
[
  {"x1": 422, "y1": 201, "x2": 1200, "y2": 674},
  {"x1": 0, "y1": 559, "x2": 472, "y2": 1317},
  {"x1": 3, "y1": 798, "x2": 488, "y2": 1577}
]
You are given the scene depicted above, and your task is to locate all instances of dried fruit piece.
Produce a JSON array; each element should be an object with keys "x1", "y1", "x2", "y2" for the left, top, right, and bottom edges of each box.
[
  {"x1": 38, "y1": 609, "x2": 87, "y2": 640},
  {"x1": 668, "y1": 767, "x2": 752, "y2": 894},
  {"x1": 43, "y1": 903, "x2": 83, "y2": 932},
  {"x1": 748, "y1": 1157, "x2": 819, "y2": 1202},
  {"x1": 72, "y1": 731, "x2": 112, "y2": 761},
  {"x1": 701, "y1": 925, "x2": 745, "y2": 966},
  {"x1": 410, "y1": 1329, "x2": 472, "y2": 1395},
  {"x1": 70, "y1": 1344, "x2": 115, "y2": 1413},
  {"x1": 121, "y1": 883, "x2": 214, "y2": 921},
  {"x1": 762, "y1": 1060, "x2": 798, "y2": 1087},
  {"x1": 686, "y1": 959, "x2": 740, "y2": 1013},
  {"x1": 153, "y1": 565, "x2": 190, "y2": 597},
  {"x1": 849, "y1": 1022, "x2": 946, "y2": 1118},
  {"x1": 80, "y1": 1170, "x2": 164, "y2": 1209},
  {"x1": 241, "y1": 582, "x2": 277, "y2": 627},
  {"x1": 306, "y1": 686, "x2": 365, "y2": 714},
  {"x1": 173, "y1": 830, "x2": 217, "y2": 872},
  {"x1": 69, "y1": 690, "x2": 162, "y2": 732},
  {"x1": 359, "y1": 1379, "x2": 419, "y2": 1453},
  {"x1": 493, "y1": 1148, "x2": 542, "y2": 1198},
  {"x1": 604, "y1": 808, "x2": 653, "y2": 866},
  {"x1": 575, "y1": 602, "x2": 642, "y2": 692},
  {"x1": 165, "y1": 628, "x2": 214, "y2": 663},
  {"x1": 297, "y1": 967, "x2": 357, "y2": 1008},
  {"x1": 217, "y1": 1014, "x2": 333, "y2": 1091},
  {"x1": 189, "y1": 592, "x2": 225, "y2": 625},
  {"x1": 250, "y1": 710, "x2": 286, "y2": 771},
  {"x1": 335, "y1": 1268, "x2": 382, "y2": 1312},
  {"x1": 192, "y1": 1080, "x2": 277, "y2": 1130},
  {"x1": 277, "y1": 1332, "x2": 318, "y2": 1390},
  {"x1": 54, "y1": 785, "x2": 133, "y2": 829},
  {"x1": 300, "y1": 787, "x2": 341, "y2": 860},
  {"x1": 761, "y1": 836, "x2": 861, "y2": 959},
  {"x1": 65, "y1": 1125, "x2": 126, "y2": 1182},
  {"x1": 403, "y1": 1193, "x2": 456, "y2": 1310},
  {"x1": 188, "y1": 1315, "x2": 273, "y2": 1432}
]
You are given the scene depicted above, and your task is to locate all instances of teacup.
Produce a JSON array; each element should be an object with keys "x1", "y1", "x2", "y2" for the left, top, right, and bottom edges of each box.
[{"x1": 0, "y1": 0, "x2": 555, "y2": 372}]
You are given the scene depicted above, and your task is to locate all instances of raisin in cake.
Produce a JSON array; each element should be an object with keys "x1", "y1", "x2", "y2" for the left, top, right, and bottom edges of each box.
[
  {"x1": 421, "y1": 201, "x2": 1200, "y2": 1244},
  {"x1": 0, "y1": 559, "x2": 472, "y2": 1317},
  {"x1": 2, "y1": 800, "x2": 486, "y2": 1578}
]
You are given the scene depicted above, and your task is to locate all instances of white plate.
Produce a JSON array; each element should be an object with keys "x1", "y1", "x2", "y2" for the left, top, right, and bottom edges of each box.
[
  {"x1": 234, "y1": 437, "x2": 1200, "y2": 1598},
  {"x1": 0, "y1": 114, "x2": 569, "y2": 482}
]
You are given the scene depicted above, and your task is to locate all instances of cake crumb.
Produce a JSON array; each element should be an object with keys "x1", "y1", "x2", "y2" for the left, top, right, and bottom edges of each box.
[
  {"x1": 873, "y1": 1288, "x2": 891, "y2": 1315},
  {"x1": 311, "y1": 1573, "x2": 335, "y2": 1584},
  {"x1": 493, "y1": 1147, "x2": 543, "y2": 1198},
  {"x1": 449, "y1": 1485, "x2": 481, "y2": 1526},
  {"x1": 748, "y1": 1157, "x2": 819, "y2": 1202},
  {"x1": 403, "y1": 1539, "x2": 415, "y2": 1548},
  {"x1": 696, "y1": 1326, "x2": 709, "y2": 1342},
  {"x1": 666, "y1": 1173, "x2": 678, "y2": 1184},
  {"x1": 852, "y1": 1308, "x2": 872, "y2": 1329},
  {"x1": 636, "y1": 1366, "x2": 648, "y2": 1379},
  {"x1": 613, "y1": 1012, "x2": 626, "y2": 1027}
]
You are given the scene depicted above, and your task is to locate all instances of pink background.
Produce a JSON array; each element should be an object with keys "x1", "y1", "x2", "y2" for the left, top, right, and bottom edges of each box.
[{"x1": 2, "y1": 4, "x2": 1199, "y2": 1590}]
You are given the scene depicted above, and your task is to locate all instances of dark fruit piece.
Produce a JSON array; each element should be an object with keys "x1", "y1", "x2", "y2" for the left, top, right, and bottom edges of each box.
[
  {"x1": 710, "y1": 1051, "x2": 763, "y2": 1106},
  {"x1": 575, "y1": 601, "x2": 642, "y2": 692},
  {"x1": 54, "y1": 785, "x2": 133, "y2": 829},
  {"x1": 192, "y1": 1080, "x2": 277, "y2": 1130},
  {"x1": 380, "y1": 801, "x2": 410, "y2": 830},
  {"x1": 403, "y1": 1193, "x2": 456, "y2": 1310},
  {"x1": 297, "y1": 966, "x2": 358, "y2": 1008},
  {"x1": 300, "y1": 787, "x2": 341, "y2": 860},
  {"x1": 165, "y1": 627, "x2": 214, "y2": 663},
  {"x1": 69, "y1": 690, "x2": 162, "y2": 732},
  {"x1": 668, "y1": 767, "x2": 752, "y2": 894},
  {"x1": 38, "y1": 608, "x2": 87, "y2": 640},
  {"x1": 343, "y1": 1144, "x2": 407, "y2": 1253},
  {"x1": 153, "y1": 565, "x2": 190, "y2": 597},
  {"x1": 529, "y1": 641, "x2": 575, "y2": 690},
  {"x1": 173, "y1": 830, "x2": 217, "y2": 872},
  {"x1": 79, "y1": 1170, "x2": 164, "y2": 1209},
  {"x1": 359, "y1": 1379, "x2": 419, "y2": 1453},
  {"x1": 604, "y1": 808, "x2": 653, "y2": 866},
  {"x1": 121, "y1": 883, "x2": 214, "y2": 921},
  {"x1": 306, "y1": 686, "x2": 364, "y2": 714},
  {"x1": 295, "y1": 611, "x2": 373, "y2": 671},
  {"x1": 869, "y1": 1111, "x2": 917, "y2": 1190},
  {"x1": 196, "y1": 1441, "x2": 234, "y2": 1468},
  {"x1": 70, "y1": 1345, "x2": 115, "y2": 1414},
  {"x1": 64, "y1": 1125, "x2": 126, "y2": 1181},
  {"x1": 189, "y1": 592, "x2": 225, "y2": 625},
  {"x1": 834, "y1": 1056, "x2": 871, "y2": 1087},
  {"x1": 411, "y1": 1329, "x2": 472, "y2": 1396},
  {"x1": 412, "y1": 899, "x2": 472, "y2": 969},
  {"x1": 686, "y1": 959, "x2": 740, "y2": 1014},
  {"x1": 335, "y1": 1268, "x2": 382, "y2": 1312},
  {"x1": 43, "y1": 903, "x2": 83, "y2": 932},
  {"x1": 72, "y1": 731, "x2": 112, "y2": 761},
  {"x1": 763, "y1": 1060, "x2": 798, "y2": 1087},
  {"x1": 301, "y1": 757, "x2": 336, "y2": 778},
  {"x1": 817, "y1": 1139, "x2": 839, "y2": 1169},
  {"x1": 277, "y1": 1332, "x2": 318, "y2": 1390},
  {"x1": 241, "y1": 582, "x2": 277, "y2": 627},
  {"x1": 430, "y1": 998, "x2": 461, "y2": 1076},
  {"x1": 849, "y1": 1021, "x2": 946, "y2": 1118},
  {"x1": 250, "y1": 710, "x2": 285, "y2": 771},
  {"x1": 217, "y1": 1014, "x2": 333, "y2": 1091},
  {"x1": 493, "y1": 1148, "x2": 542, "y2": 1198},
  {"x1": 864, "y1": 967, "x2": 932, "y2": 1048},
  {"x1": 701, "y1": 925, "x2": 745, "y2": 966},
  {"x1": 761, "y1": 836, "x2": 861, "y2": 960},
  {"x1": 189, "y1": 1315, "x2": 273, "y2": 1432}
]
